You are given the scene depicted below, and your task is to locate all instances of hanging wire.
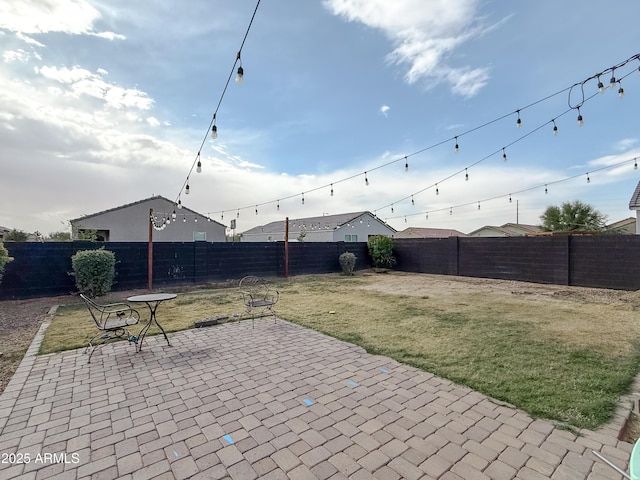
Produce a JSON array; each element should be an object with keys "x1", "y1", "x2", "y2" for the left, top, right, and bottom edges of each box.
[
  {"x1": 204, "y1": 52, "x2": 639, "y2": 220},
  {"x1": 174, "y1": 0, "x2": 262, "y2": 207}
]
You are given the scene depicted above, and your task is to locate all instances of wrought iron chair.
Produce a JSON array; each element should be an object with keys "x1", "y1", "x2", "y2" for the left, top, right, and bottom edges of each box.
[
  {"x1": 239, "y1": 276, "x2": 279, "y2": 328},
  {"x1": 80, "y1": 294, "x2": 140, "y2": 362}
]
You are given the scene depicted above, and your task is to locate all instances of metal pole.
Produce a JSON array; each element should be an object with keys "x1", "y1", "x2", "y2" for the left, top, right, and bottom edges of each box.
[
  {"x1": 284, "y1": 217, "x2": 289, "y2": 278},
  {"x1": 148, "y1": 208, "x2": 153, "y2": 290},
  {"x1": 592, "y1": 451, "x2": 631, "y2": 479}
]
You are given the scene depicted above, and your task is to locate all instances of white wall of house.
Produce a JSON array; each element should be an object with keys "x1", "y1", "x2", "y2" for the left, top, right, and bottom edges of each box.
[{"x1": 71, "y1": 197, "x2": 226, "y2": 242}]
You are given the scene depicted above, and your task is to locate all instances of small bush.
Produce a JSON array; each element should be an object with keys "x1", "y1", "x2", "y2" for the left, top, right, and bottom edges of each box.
[
  {"x1": 339, "y1": 252, "x2": 357, "y2": 275},
  {"x1": 367, "y1": 235, "x2": 396, "y2": 269},
  {"x1": 71, "y1": 248, "x2": 116, "y2": 297},
  {"x1": 0, "y1": 242, "x2": 14, "y2": 285}
]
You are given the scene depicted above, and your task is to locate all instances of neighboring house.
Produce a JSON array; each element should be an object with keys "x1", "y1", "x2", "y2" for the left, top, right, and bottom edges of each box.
[
  {"x1": 629, "y1": 181, "x2": 640, "y2": 234},
  {"x1": 468, "y1": 223, "x2": 542, "y2": 237},
  {"x1": 606, "y1": 217, "x2": 636, "y2": 235},
  {"x1": 70, "y1": 196, "x2": 226, "y2": 242},
  {"x1": 240, "y1": 211, "x2": 396, "y2": 242},
  {"x1": 0, "y1": 226, "x2": 9, "y2": 241},
  {"x1": 394, "y1": 227, "x2": 467, "y2": 239}
]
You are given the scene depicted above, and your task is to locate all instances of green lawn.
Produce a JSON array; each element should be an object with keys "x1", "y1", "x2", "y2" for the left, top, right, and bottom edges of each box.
[{"x1": 43, "y1": 271, "x2": 640, "y2": 430}]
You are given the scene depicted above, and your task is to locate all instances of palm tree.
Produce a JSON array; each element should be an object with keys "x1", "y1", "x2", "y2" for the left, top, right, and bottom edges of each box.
[{"x1": 540, "y1": 200, "x2": 607, "y2": 232}]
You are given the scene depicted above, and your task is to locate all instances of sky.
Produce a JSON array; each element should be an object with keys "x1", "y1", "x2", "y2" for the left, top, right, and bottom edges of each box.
[{"x1": 1, "y1": 0, "x2": 640, "y2": 237}]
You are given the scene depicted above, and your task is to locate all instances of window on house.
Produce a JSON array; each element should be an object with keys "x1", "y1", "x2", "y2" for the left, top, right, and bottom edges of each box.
[
  {"x1": 345, "y1": 234, "x2": 358, "y2": 242},
  {"x1": 193, "y1": 232, "x2": 206, "y2": 241}
]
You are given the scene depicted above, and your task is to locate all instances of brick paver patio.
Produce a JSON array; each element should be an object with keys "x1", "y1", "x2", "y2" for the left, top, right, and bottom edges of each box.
[{"x1": 0, "y1": 316, "x2": 633, "y2": 479}]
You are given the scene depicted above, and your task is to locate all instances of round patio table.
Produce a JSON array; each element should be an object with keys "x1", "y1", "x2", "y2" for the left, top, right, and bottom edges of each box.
[{"x1": 127, "y1": 293, "x2": 176, "y2": 352}]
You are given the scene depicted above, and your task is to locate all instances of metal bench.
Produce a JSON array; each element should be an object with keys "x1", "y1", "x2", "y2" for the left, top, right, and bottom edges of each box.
[
  {"x1": 239, "y1": 276, "x2": 279, "y2": 328},
  {"x1": 80, "y1": 294, "x2": 140, "y2": 362}
]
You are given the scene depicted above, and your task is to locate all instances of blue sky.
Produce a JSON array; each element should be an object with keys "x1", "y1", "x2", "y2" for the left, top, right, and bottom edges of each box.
[{"x1": 1, "y1": 0, "x2": 640, "y2": 236}]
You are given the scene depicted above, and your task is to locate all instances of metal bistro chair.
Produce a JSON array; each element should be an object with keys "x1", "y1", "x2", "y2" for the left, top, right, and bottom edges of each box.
[
  {"x1": 80, "y1": 294, "x2": 140, "y2": 362},
  {"x1": 239, "y1": 276, "x2": 279, "y2": 328}
]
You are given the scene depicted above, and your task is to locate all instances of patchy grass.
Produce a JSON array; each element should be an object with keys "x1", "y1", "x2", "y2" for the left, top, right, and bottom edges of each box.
[{"x1": 43, "y1": 271, "x2": 640, "y2": 430}]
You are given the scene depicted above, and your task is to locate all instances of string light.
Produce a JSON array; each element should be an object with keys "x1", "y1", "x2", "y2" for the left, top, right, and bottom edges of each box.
[
  {"x1": 211, "y1": 114, "x2": 218, "y2": 139},
  {"x1": 597, "y1": 76, "x2": 606, "y2": 94},
  {"x1": 235, "y1": 52, "x2": 244, "y2": 84},
  {"x1": 185, "y1": 182, "x2": 190, "y2": 195},
  {"x1": 545, "y1": 184, "x2": 548, "y2": 194},
  {"x1": 391, "y1": 204, "x2": 394, "y2": 213},
  {"x1": 196, "y1": 153, "x2": 202, "y2": 173},
  {"x1": 436, "y1": 184, "x2": 439, "y2": 195},
  {"x1": 255, "y1": 205, "x2": 258, "y2": 215},
  {"x1": 330, "y1": 184, "x2": 334, "y2": 196},
  {"x1": 449, "y1": 207, "x2": 453, "y2": 215},
  {"x1": 509, "y1": 194, "x2": 512, "y2": 203},
  {"x1": 586, "y1": 173, "x2": 590, "y2": 183},
  {"x1": 478, "y1": 201, "x2": 481, "y2": 210},
  {"x1": 609, "y1": 68, "x2": 617, "y2": 90},
  {"x1": 301, "y1": 193, "x2": 305, "y2": 204},
  {"x1": 411, "y1": 195, "x2": 415, "y2": 205},
  {"x1": 502, "y1": 148, "x2": 508, "y2": 162},
  {"x1": 277, "y1": 200, "x2": 280, "y2": 211},
  {"x1": 365, "y1": 172, "x2": 369, "y2": 186},
  {"x1": 454, "y1": 136, "x2": 459, "y2": 153},
  {"x1": 577, "y1": 107, "x2": 584, "y2": 127},
  {"x1": 201, "y1": 53, "x2": 639, "y2": 222},
  {"x1": 177, "y1": 200, "x2": 182, "y2": 209},
  {"x1": 618, "y1": 80, "x2": 625, "y2": 98},
  {"x1": 516, "y1": 110, "x2": 522, "y2": 128},
  {"x1": 237, "y1": 209, "x2": 240, "y2": 218},
  {"x1": 552, "y1": 119, "x2": 558, "y2": 136},
  {"x1": 404, "y1": 156, "x2": 409, "y2": 172},
  {"x1": 465, "y1": 168, "x2": 469, "y2": 181},
  {"x1": 172, "y1": 210, "x2": 177, "y2": 219}
]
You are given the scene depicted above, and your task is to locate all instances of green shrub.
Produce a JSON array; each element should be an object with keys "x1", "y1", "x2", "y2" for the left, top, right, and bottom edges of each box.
[
  {"x1": 0, "y1": 242, "x2": 13, "y2": 285},
  {"x1": 367, "y1": 235, "x2": 396, "y2": 269},
  {"x1": 339, "y1": 252, "x2": 357, "y2": 275},
  {"x1": 71, "y1": 248, "x2": 116, "y2": 297}
]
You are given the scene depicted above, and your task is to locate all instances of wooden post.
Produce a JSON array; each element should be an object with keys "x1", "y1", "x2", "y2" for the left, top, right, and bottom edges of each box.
[
  {"x1": 284, "y1": 217, "x2": 289, "y2": 278},
  {"x1": 148, "y1": 208, "x2": 153, "y2": 290}
]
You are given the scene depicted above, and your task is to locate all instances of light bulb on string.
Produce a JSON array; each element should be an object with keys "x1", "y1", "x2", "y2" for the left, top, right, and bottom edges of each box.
[
  {"x1": 177, "y1": 200, "x2": 182, "y2": 209},
  {"x1": 390, "y1": 204, "x2": 394, "y2": 213},
  {"x1": 194, "y1": 217, "x2": 197, "y2": 223},
  {"x1": 211, "y1": 113, "x2": 218, "y2": 139},
  {"x1": 185, "y1": 183, "x2": 190, "y2": 195},
  {"x1": 237, "y1": 209, "x2": 240, "y2": 219},
  {"x1": 364, "y1": 172, "x2": 369, "y2": 186},
  {"x1": 502, "y1": 148, "x2": 508, "y2": 162},
  {"x1": 609, "y1": 69, "x2": 617, "y2": 90},
  {"x1": 635, "y1": 159, "x2": 638, "y2": 170},
  {"x1": 404, "y1": 157, "x2": 409, "y2": 172},
  {"x1": 618, "y1": 81, "x2": 625, "y2": 98},
  {"x1": 425, "y1": 212, "x2": 429, "y2": 220},
  {"x1": 235, "y1": 51, "x2": 243, "y2": 84},
  {"x1": 587, "y1": 173, "x2": 590, "y2": 183},
  {"x1": 454, "y1": 136, "x2": 459, "y2": 153},
  {"x1": 196, "y1": 153, "x2": 202, "y2": 173},
  {"x1": 436, "y1": 184, "x2": 439, "y2": 195},
  {"x1": 301, "y1": 193, "x2": 305, "y2": 205},
  {"x1": 330, "y1": 184, "x2": 334, "y2": 197},
  {"x1": 577, "y1": 107, "x2": 584, "y2": 127},
  {"x1": 183, "y1": 216, "x2": 186, "y2": 223},
  {"x1": 172, "y1": 210, "x2": 177, "y2": 219},
  {"x1": 597, "y1": 76, "x2": 606, "y2": 94},
  {"x1": 465, "y1": 168, "x2": 469, "y2": 181},
  {"x1": 516, "y1": 110, "x2": 522, "y2": 128},
  {"x1": 552, "y1": 119, "x2": 558, "y2": 136},
  {"x1": 509, "y1": 194, "x2": 512, "y2": 203},
  {"x1": 478, "y1": 201, "x2": 481, "y2": 210},
  {"x1": 411, "y1": 195, "x2": 415, "y2": 206},
  {"x1": 255, "y1": 205, "x2": 258, "y2": 215},
  {"x1": 449, "y1": 207, "x2": 452, "y2": 215},
  {"x1": 545, "y1": 184, "x2": 548, "y2": 194},
  {"x1": 221, "y1": 212, "x2": 224, "y2": 221},
  {"x1": 276, "y1": 200, "x2": 280, "y2": 211},
  {"x1": 404, "y1": 216, "x2": 407, "y2": 223}
]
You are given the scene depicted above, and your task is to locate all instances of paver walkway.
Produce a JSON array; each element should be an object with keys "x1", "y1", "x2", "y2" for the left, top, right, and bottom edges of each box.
[{"x1": 0, "y1": 317, "x2": 633, "y2": 479}]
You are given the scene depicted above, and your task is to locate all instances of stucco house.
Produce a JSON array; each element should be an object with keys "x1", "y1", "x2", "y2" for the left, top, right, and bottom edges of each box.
[
  {"x1": 394, "y1": 227, "x2": 467, "y2": 239},
  {"x1": 468, "y1": 223, "x2": 542, "y2": 237},
  {"x1": 628, "y1": 181, "x2": 640, "y2": 234},
  {"x1": 240, "y1": 211, "x2": 396, "y2": 242},
  {"x1": 70, "y1": 196, "x2": 226, "y2": 242}
]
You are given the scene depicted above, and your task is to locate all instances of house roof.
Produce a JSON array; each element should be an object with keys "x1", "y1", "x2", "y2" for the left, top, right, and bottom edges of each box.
[
  {"x1": 629, "y1": 181, "x2": 640, "y2": 209},
  {"x1": 69, "y1": 195, "x2": 225, "y2": 227},
  {"x1": 468, "y1": 223, "x2": 542, "y2": 237},
  {"x1": 394, "y1": 227, "x2": 467, "y2": 238},
  {"x1": 242, "y1": 211, "x2": 396, "y2": 235}
]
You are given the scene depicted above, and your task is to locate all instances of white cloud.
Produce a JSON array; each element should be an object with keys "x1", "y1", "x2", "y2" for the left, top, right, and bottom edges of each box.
[
  {"x1": 613, "y1": 138, "x2": 638, "y2": 152},
  {"x1": 0, "y1": 0, "x2": 122, "y2": 39},
  {"x1": 35, "y1": 65, "x2": 154, "y2": 110},
  {"x1": 16, "y1": 32, "x2": 45, "y2": 47},
  {"x1": 3, "y1": 49, "x2": 27, "y2": 63},
  {"x1": 380, "y1": 104, "x2": 390, "y2": 116},
  {"x1": 324, "y1": 0, "x2": 498, "y2": 97},
  {"x1": 146, "y1": 117, "x2": 160, "y2": 127}
]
